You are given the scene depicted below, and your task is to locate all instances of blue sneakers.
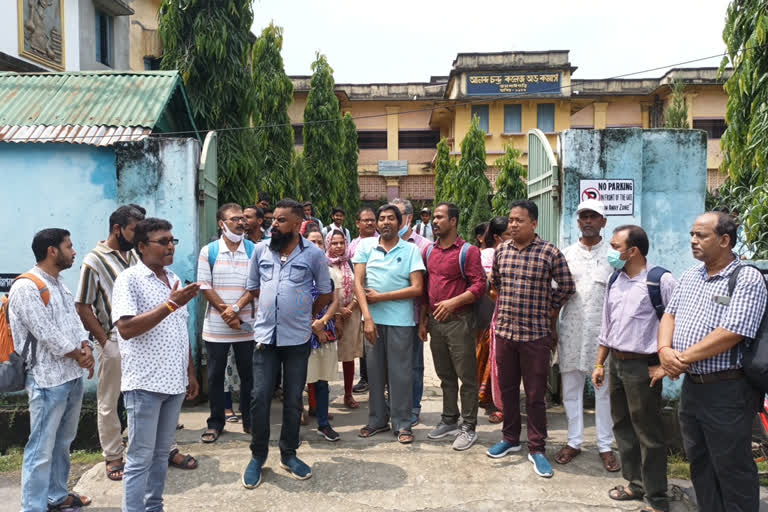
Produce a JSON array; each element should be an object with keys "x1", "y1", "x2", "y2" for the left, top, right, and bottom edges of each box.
[
  {"x1": 242, "y1": 457, "x2": 264, "y2": 489},
  {"x1": 528, "y1": 452, "x2": 554, "y2": 478},
  {"x1": 486, "y1": 440, "x2": 522, "y2": 458},
  {"x1": 280, "y1": 455, "x2": 312, "y2": 480}
]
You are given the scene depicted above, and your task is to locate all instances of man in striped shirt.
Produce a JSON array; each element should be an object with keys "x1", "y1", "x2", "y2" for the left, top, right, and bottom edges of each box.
[{"x1": 197, "y1": 203, "x2": 255, "y2": 442}]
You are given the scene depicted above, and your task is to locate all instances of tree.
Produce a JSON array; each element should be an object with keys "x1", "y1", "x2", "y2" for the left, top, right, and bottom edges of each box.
[
  {"x1": 664, "y1": 79, "x2": 690, "y2": 128},
  {"x1": 492, "y1": 145, "x2": 528, "y2": 216},
  {"x1": 715, "y1": 0, "x2": 768, "y2": 257},
  {"x1": 251, "y1": 23, "x2": 298, "y2": 201},
  {"x1": 303, "y1": 53, "x2": 344, "y2": 221},
  {"x1": 158, "y1": 0, "x2": 259, "y2": 205},
  {"x1": 340, "y1": 113, "x2": 361, "y2": 233},
  {"x1": 433, "y1": 137, "x2": 455, "y2": 204},
  {"x1": 450, "y1": 116, "x2": 493, "y2": 240}
]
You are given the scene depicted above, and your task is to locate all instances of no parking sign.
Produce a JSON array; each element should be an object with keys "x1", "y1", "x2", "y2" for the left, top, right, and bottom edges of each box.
[{"x1": 579, "y1": 179, "x2": 634, "y2": 216}]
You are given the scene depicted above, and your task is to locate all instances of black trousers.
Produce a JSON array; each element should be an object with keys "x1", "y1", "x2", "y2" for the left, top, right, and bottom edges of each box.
[
  {"x1": 679, "y1": 375, "x2": 761, "y2": 512},
  {"x1": 206, "y1": 341, "x2": 254, "y2": 431}
]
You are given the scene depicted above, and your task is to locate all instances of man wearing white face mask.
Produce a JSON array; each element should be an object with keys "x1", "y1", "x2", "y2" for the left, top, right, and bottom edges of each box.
[{"x1": 197, "y1": 203, "x2": 256, "y2": 443}]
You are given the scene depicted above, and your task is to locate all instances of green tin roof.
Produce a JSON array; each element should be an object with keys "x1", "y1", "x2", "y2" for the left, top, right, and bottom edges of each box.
[{"x1": 0, "y1": 71, "x2": 199, "y2": 141}]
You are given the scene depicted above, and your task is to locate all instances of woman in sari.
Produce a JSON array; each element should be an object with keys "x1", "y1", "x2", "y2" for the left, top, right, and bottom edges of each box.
[
  {"x1": 476, "y1": 217, "x2": 512, "y2": 423},
  {"x1": 326, "y1": 229, "x2": 363, "y2": 409}
]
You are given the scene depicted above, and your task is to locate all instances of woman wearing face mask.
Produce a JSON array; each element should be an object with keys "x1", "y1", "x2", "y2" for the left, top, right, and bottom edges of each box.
[
  {"x1": 326, "y1": 229, "x2": 363, "y2": 409},
  {"x1": 303, "y1": 226, "x2": 341, "y2": 441},
  {"x1": 476, "y1": 217, "x2": 513, "y2": 424}
]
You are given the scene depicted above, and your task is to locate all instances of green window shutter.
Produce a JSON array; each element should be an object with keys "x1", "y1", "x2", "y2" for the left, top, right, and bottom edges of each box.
[
  {"x1": 471, "y1": 105, "x2": 490, "y2": 134},
  {"x1": 504, "y1": 105, "x2": 522, "y2": 133},
  {"x1": 537, "y1": 103, "x2": 555, "y2": 132}
]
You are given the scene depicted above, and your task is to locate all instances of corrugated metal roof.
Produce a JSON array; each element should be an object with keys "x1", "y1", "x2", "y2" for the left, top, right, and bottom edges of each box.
[{"x1": 0, "y1": 71, "x2": 191, "y2": 146}]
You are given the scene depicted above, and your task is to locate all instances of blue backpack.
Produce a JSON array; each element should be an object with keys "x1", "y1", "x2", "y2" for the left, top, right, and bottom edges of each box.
[
  {"x1": 207, "y1": 239, "x2": 255, "y2": 270},
  {"x1": 607, "y1": 266, "x2": 670, "y2": 320}
]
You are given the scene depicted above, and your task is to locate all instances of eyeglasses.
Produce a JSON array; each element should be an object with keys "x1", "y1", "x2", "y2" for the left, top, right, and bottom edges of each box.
[
  {"x1": 147, "y1": 238, "x2": 179, "y2": 247},
  {"x1": 227, "y1": 216, "x2": 245, "y2": 222}
]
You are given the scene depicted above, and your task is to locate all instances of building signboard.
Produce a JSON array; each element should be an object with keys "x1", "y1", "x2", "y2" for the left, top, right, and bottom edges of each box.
[
  {"x1": 466, "y1": 72, "x2": 561, "y2": 96},
  {"x1": 378, "y1": 160, "x2": 409, "y2": 176}
]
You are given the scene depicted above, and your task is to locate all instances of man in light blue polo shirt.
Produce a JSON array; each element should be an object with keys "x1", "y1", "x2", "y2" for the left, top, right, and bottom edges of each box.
[
  {"x1": 353, "y1": 203, "x2": 425, "y2": 444},
  {"x1": 242, "y1": 199, "x2": 332, "y2": 489}
]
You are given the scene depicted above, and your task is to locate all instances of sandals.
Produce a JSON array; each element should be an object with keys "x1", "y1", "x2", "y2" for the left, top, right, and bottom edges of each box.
[
  {"x1": 344, "y1": 395, "x2": 359, "y2": 409},
  {"x1": 225, "y1": 413, "x2": 240, "y2": 423},
  {"x1": 201, "y1": 428, "x2": 220, "y2": 443},
  {"x1": 608, "y1": 485, "x2": 643, "y2": 501},
  {"x1": 105, "y1": 459, "x2": 124, "y2": 481},
  {"x1": 49, "y1": 492, "x2": 91, "y2": 510},
  {"x1": 488, "y1": 411, "x2": 503, "y2": 424},
  {"x1": 599, "y1": 450, "x2": 621, "y2": 472},
  {"x1": 168, "y1": 448, "x2": 198, "y2": 470},
  {"x1": 396, "y1": 431, "x2": 414, "y2": 444},
  {"x1": 358, "y1": 425, "x2": 391, "y2": 438},
  {"x1": 554, "y1": 445, "x2": 581, "y2": 465}
]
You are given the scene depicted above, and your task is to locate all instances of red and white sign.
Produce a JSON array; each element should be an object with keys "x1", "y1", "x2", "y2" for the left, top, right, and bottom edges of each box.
[{"x1": 579, "y1": 179, "x2": 634, "y2": 216}]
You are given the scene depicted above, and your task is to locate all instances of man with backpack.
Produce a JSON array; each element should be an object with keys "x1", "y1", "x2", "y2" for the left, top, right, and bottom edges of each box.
[
  {"x1": 555, "y1": 199, "x2": 619, "y2": 472},
  {"x1": 419, "y1": 202, "x2": 486, "y2": 451},
  {"x1": 8, "y1": 228, "x2": 95, "y2": 511},
  {"x1": 592, "y1": 225, "x2": 676, "y2": 512},
  {"x1": 197, "y1": 203, "x2": 256, "y2": 443},
  {"x1": 657, "y1": 211, "x2": 766, "y2": 512}
]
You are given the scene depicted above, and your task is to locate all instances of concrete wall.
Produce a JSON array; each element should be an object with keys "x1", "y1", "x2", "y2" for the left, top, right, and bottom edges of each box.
[
  {"x1": 78, "y1": 0, "x2": 130, "y2": 70},
  {"x1": 128, "y1": 0, "x2": 162, "y2": 71},
  {"x1": 0, "y1": 0, "x2": 81, "y2": 70}
]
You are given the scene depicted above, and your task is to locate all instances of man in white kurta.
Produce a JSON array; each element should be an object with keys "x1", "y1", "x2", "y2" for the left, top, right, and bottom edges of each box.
[{"x1": 555, "y1": 199, "x2": 619, "y2": 472}]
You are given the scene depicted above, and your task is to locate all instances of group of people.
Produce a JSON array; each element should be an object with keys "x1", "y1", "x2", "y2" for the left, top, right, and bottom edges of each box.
[{"x1": 8, "y1": 190, "x2": 766, "y2": 512}]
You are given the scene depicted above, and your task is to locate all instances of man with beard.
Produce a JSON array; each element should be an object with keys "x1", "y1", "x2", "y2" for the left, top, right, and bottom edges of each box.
[
  {"x1": 10, "y1": 228, "x2": 95, "y2": 511},
  {"x1": 76, "y1": 205, "x2": 144, "y2": 481},
  {"x1": 243, "y1": 205, "x2": 266, "y2": 243},
  {"x1": 112, "y1": 218, "x2": 200, "y2": 512},
  {"x1": 555, "y1": 200, "x2": 619, "y2": 472},
  {"x1": 353, "y1": 204, "x2": 425, "y2": 444},
  {"x1": 243, "y1": 199, "x2": 333, "y2": 488},
  {"x1": 349, "y1": 207, "x2": 378, "y2": 394}
]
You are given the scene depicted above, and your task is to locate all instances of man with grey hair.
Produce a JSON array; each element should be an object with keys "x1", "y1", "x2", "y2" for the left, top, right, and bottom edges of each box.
[{"x1": 391, "y1": 198, "x2": 432, "y2": 426}]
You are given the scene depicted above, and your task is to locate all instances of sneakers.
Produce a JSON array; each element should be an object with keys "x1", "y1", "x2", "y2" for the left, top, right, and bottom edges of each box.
[
  {"x1": 352, "y1": 378, "x2": 369, "y2": 393},
  {"x1": 318, "y1": 425, "x2": 340, "y2": 442},
  {"x1": 452, "y1": 424, "x2": 478, "y2": 451},
  {"x1": 427, "y1": 421, "x2": 460, "y2": 439},
  {"x1": 280, "y1": 455, "x2": 312, "y2": 480},
  {"x1": 528, "y1": 452, "x2": 554, "y2": 478},
  {"x1": 486, "y1": 440, "x2": 522, "y2": 458},
  {"x1": 242, "y1": 457, "x2": 264, "y2": 489}
]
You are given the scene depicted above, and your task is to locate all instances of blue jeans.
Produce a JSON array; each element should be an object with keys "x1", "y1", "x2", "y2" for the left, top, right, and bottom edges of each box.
[
  {"x1": 122, "y1": 389, "x2": 185, "y2": 512},
  {"x1": 315, "y1": 380, "x2": 330, "y2": 428},
  {"x1": 21, "y1": 375, "x2": 84, "y2": 512},
  {"x1": 250, "y1": 341, "x2": 310, "y2": 459},
  {"x1": 412, "y1": 332, "x2": 424, "y2": 417}
]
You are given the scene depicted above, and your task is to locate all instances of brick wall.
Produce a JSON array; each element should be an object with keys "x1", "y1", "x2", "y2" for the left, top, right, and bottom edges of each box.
[
  {"x1": 706, "y1": 168, "x2": 727, "y2": 191},
  {"x1": 399, "y1": 175, "x2": 435, "y2": 200},
  {"x1": 359, "y1": 175, "x2": 387, "y2": 200}
]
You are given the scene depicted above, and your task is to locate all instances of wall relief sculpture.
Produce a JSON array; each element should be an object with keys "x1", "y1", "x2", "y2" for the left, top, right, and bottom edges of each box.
[{"x1": 18, "y1": 0, "x2": 65, "y2": 70}]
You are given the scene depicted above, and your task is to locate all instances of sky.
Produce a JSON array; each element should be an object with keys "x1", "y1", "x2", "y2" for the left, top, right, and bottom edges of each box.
[{"x1": 251, "y1": 0, "x2": 732, "y2": 84}]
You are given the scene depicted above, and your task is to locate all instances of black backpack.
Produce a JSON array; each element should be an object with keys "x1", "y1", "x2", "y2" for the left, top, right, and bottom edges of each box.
[
  {"x1": 607, "y1": 266, "x2": 670, "y2": 320},
  {"x1": 728, "y1": 264, "x2": 768, "y2": 393}
]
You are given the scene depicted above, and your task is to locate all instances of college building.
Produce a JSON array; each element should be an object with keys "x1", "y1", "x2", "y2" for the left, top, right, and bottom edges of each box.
[{"x1": 289, "y1": 51, "x2": 730, "y2": 201}]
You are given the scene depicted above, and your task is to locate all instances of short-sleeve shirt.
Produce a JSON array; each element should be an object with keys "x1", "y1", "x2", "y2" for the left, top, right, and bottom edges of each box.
[
  {"x1": 351, "y1": 237, "x2": 425, "y2": 327},
  {"x1": 666, "y1": 257, "x2": 767, "y2": 374},
  {"x1": 197, "y1": 238, "x2": 254, "y2": 343},
  {"x1": 76, "y1": 242, "x2": 138, "y2": 341},
  {"x1": 246, "y1": 237, "x2": 332, "y2": 346},
  {"x1": 111, "y1": 261, "x2": 190, "y2": 395}
]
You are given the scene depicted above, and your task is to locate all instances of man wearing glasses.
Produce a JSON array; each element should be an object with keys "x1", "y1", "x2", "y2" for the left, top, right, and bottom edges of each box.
[{"x1": 111, "y1": 218, "x2": 201, "y2": 512}]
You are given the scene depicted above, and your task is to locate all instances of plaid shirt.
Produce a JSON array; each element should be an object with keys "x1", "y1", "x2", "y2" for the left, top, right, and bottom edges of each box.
[
  {"x1": 666, "y1": 257, "x2": 767, "y2": 374},
  {"x1": 492, "y1": 235, "x2": 575, "y2": 342}
]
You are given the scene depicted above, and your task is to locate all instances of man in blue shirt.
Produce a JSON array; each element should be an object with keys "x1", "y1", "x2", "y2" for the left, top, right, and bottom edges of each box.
[
  {"x1": 242, "y1": 199, "x2": 333, "y2": 489},
  {"x1": 353, "y1": 203, "x2": 425, "y2": 444}
]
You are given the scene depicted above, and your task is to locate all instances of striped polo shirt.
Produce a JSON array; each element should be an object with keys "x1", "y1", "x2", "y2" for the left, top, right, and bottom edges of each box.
[
  {"x1": 76, "y1": 241, "x2": 138, "y2": 340},
  {"x1": 197, "y1": 238, "x2": 255, "y2": 343}
]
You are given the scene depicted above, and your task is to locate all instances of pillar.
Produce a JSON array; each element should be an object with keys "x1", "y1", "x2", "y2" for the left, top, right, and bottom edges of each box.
[
  {"x1": 593, "y1": 102, "x2": 608, "y2": 130},
  {"x1": 386, "y1": 106, "x2": 400, "y2": 161},
  {"x1": 386, "y1": 178, "x2": 400, "y2": 200}
]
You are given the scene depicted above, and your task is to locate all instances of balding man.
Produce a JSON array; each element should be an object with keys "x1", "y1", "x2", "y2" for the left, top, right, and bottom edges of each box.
[{"x1": 657, "y1": 212, "x2": 767, "y2": 512}]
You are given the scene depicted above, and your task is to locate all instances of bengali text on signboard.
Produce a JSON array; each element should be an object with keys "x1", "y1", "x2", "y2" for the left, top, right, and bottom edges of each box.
[{"x1": 466, "y1": 72, "x2": 561, "y2": 96}]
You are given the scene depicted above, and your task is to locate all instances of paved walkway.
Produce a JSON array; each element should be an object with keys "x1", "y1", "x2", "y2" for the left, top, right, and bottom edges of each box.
[{"x1": 3, "y1": 347, "x2": 766, "y2": 510}]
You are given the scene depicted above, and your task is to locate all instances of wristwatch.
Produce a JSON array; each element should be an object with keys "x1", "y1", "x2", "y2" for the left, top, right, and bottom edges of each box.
[{"x1": 231, "y1": 304, "x2": 240, "y2": 313}]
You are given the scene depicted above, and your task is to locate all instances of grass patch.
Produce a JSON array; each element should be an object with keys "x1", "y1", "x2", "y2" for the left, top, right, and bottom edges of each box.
[
  {"x1": 667, "y1": 454, "x2": 768, "y2": 485},
  {"x1": 0, "y1": 448, "x2": 102, "y2": 474}
]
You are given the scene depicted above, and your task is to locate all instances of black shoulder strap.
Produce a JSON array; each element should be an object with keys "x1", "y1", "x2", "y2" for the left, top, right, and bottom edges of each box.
[
  {"x1": 647, "y1": 266, "x2": 670, "y2": 320},
  {"x1": 607, "y1": 270, "x2": 620, "y2": 292}
]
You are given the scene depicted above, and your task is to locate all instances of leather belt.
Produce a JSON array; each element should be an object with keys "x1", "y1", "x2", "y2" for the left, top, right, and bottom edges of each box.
[
  {"x1": 686, "y1": 368, "x2": 744, "y2": 384},
  {"x1": 611, "y1": 349, "x2": 657, "y2": 362}
]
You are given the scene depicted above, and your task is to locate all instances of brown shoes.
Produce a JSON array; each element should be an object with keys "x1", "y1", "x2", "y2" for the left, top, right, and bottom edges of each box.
[
  {"x1": 554, "y1": 445, "x2": 581, "y2": 464},
  {"x1": 599, "y1": 450, "x2": 621, "y2": 472},
  {"x1": 554, "y1": 445, "x2": 621, "y2": 472}
]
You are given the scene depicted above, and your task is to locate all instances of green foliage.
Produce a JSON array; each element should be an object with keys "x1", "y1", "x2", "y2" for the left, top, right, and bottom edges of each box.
[
  {"x1": 251, "y1": 23, "x2": 299, "y2": 201},
  {"x1": 433, "y1": 137, "x2": 455, "y2": 204},
  {"x1": 664, "y1": 79, "x2": 690, "y2": 128},
  {"x1": 302, "y1": 53, "x2": 344, "y2": 221},
  {"x1": 717, "y1": 0, "x2": 768, "y2": 258},
  {"x1": 492, "y1": 145, "x2": 528, "y2": 216},
  {"x1": 340, "y1": 113, "x2": 362, "y2": 235},
  {"x1": 443, "y1": 117, "x2": 492, "y2": 240},
  {"x1": 158, "y1": 0, "x2": 260, "y2": 206}
]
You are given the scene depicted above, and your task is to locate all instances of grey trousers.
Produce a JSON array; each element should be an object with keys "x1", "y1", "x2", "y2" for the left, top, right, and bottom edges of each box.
[{"x1": 365, "y1": 324, "x2": 414, "y2": 433}]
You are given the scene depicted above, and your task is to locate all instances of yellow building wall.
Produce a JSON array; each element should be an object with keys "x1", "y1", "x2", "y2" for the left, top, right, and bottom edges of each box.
[
  {"x1": 571, "y1": 104, "x2": 594, "y2": 127},
  {"x1": 128, "y1": 0, "x2": 163, "y2": 71},
  {"x1": 606, "y1": 101, "x2": 642, "y2": 127}
]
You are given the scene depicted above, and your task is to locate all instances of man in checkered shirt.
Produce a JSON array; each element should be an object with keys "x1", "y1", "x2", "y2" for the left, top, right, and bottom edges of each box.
[{"x1": 657, "y1": 211, "x2": 766, "y2": 512}]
